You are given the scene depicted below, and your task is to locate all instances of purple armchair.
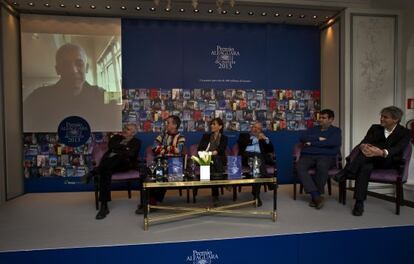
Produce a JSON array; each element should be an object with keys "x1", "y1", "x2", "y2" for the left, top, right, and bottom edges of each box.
[
  {"x1": 338, "y1": 143, "x2": 412, "y2": 214},
  {"x1": 292, "y1": 143, "x2": 342, "y2": 200},
  {"x1": 92, "y1": 142, "x2": 141, "y2": 210}
]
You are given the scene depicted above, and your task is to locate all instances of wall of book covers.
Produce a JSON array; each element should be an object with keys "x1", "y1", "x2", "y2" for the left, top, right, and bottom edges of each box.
[
  {"x1": 123, "y1": 88, "x2": 321, "y2": 133},
  {"x1": 23, "y1": 19, "x2": 320, "y2": 191}
]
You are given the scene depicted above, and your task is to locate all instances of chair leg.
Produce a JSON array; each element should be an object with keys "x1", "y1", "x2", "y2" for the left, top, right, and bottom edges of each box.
[
  {"x1": 327, "y1": 178, "x2": 332, "y2": 196},
  {"x1": 233, "y1": 186, "x2": 237, "y2": 201},
  {"x1": 396, "y1": 182, "x2": 402, "y2": 215},
  {"x1": 94, "y1": 181, "x2": 99, "y2": 210},
  {"x1": 220, "y1": 187, "x2": 224, "y2": 195},
  {"x1": 127, "y1": 182, "x2": 132, "y2": 199},
  {"x1": 293, "y1": 183, "x2": 297, "y2": 200},
  {"x1": 179, "y1": 189, "x2": 183, "y2": 196},
  {"x1": 341, "y1": 181, "x2": 347, "y2": 205},
  {"x1": 193, "y1": 188, "x2": 197, "y2": 203},
  {"x1": 186, "y1": 188, "x2": 190, "y2": 203}
]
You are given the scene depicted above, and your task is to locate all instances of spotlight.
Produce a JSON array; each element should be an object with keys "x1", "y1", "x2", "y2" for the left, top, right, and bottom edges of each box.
[
  {"x1": 13, "y1": 2, "x2": 18, "y2": 6},
  {"x1": 208, "y1": 9, "x2": 213, "y2": 13},
  {"x1": 75, "y1": 4, "x2": 81, "y2": 8},
  {"x1": 44, "y1": 3, "x2": 50, "y2": 7},
  {"x1": 313, "y1": 15, "x2": 317, "y2": 19},
  {"x1": 194, "y1": 9, "x2": 199, "y2": 13},
  {"x1": 150, "y1": 7, "x2": 156, "y2": 11},
  {"x1": 179, "y1": 8, "x2": 185, "y2": 12},
  {"x1": 248, "y1": 11, "x2": 254, "y2": 16},
  {"x1": 120, "y1": 6, "x2": 126, "y2": 10},
  {"x1": 287, "y1": 14, "x2": 293, "y2": 17},
  {"x1": 221, "y1": 10, "x2": 227, "y2": 14},
  {"x1": 136, "y1": 6, "x2": 141, "y2": 11},
  {"x1": 274, "y1": 13, "x2": 280, "y2": 17},
  {"x1": 235, "y1": 10, "x2": 240, "y2": 15},
  {"x1": 165, "y1": 8, "x2": 171, "y2": 12},
  {"x1": 300, "y1": 14, "x2": 305, "y2": 18},
  {"x1": 28, "y1": 2, "x2": 34, "y2": 6},
  {"x1": 106, "y1": 6, "x2": 111, "y2": 9},
  {"x1": 261, "y1": 12, "x2": 267, "y2": 16},
  {"x1": 60, "y1": 4, "x2": 65, "y2": 8}
]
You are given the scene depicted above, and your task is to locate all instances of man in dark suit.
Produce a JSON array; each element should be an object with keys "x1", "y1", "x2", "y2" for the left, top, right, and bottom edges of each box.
[
  {"x1": 96, "y1": 124, "x2": 141, "y2": 220},
  {"x1": 237, "y1": 122, "x2": 275, "y2": 206},
  {"x1": 334, "y1": 106, "x2": 411, "y2": 216}
]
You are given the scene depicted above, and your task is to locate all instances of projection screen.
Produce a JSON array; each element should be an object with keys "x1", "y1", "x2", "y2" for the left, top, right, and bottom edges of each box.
[{"x1": 21, "y1": 14, "x2": 122, "y2": 132}]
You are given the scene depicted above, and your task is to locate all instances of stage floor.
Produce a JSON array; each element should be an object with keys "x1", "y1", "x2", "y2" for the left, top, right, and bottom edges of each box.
[{"x1": 1, "y1": 185, "x2": 413, "y2": 252}]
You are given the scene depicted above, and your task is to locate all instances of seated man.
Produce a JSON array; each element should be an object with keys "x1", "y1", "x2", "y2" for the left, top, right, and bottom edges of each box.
[
  {"x1": 334, "y1": 106, "x2": 411, "y2": 216},
  {"x1": 296, "y1": 109, "x2": 341, "y2": 209},
  {"x1": 237, "y1": 121, "x2": 275, "y2": 206},
  {"x1": 95, "y1": 124, "x2": 141, "y2": 220},
  {"x1": 136, "y1": 115, "x2": 185, "y2": 214}
]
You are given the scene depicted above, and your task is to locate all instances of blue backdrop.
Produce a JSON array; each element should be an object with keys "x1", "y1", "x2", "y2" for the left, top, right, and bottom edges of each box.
[{"x1": 122, "y1": 19, "x2": 320, "y2": 184}]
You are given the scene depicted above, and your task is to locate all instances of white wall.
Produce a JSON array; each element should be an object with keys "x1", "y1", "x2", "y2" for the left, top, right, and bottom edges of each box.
[
  {"x1": 321, "y1": 21, "x2": 340, "y2": 127},
  {"x1": 1, "y1": 5, "x2": 24, "y2": 201}
]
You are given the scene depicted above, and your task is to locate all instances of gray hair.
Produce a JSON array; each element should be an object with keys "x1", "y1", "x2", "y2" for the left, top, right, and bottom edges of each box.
[{"x1": 381, "y1": 106, "x2": 403, "y2": 122}]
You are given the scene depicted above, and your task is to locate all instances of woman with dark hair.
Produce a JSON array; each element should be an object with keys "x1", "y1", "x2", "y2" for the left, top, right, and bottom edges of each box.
[{"x1": 197, "y1": 118, "x2": 228, "y2": 205}]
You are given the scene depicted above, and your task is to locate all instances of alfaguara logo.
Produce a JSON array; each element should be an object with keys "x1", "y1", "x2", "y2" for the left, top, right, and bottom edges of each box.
[
  {"x1": 186, "y1": 249, "x2": 219, "y2": 264},
  {"x1": 211, "y1": 45, "x2": 240, "y2": 70}
]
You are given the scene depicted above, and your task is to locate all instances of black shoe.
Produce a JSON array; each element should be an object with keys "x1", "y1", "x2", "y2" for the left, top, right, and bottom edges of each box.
[
  {"x1": 352, "y1": 202, "x2": 364, "y2": 216},
  {"x1": 95, "y1": 207, "x2": 109, "y2": 220},
  {"x1": 313, "y1": 196, "x2": 325, "y2": 210},
  {"x1": 333, "y1": 170, "x2": 347, "y2": 182},
  {"x1": 309, "y1": 199, "x2": 316, "y2": 207}
]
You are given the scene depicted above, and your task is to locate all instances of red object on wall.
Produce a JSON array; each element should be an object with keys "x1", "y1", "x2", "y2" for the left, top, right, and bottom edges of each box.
[{"x1": 407, "y1": 98, "x2": 414, "y2": 109}]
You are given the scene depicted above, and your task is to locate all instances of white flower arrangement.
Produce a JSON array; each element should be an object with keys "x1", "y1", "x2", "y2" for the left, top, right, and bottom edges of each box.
[{"x1": 191, "y1": 151, "x2": 214, "y2": 166}]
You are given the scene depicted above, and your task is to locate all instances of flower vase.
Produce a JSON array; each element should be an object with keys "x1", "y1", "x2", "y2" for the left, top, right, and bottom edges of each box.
[{"x1": 200, "y1": 165, "x2": 210, "y2": 181}]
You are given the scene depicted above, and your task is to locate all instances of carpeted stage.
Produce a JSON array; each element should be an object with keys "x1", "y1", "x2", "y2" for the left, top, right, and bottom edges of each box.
[{"x1": 0, "y1": 185, "x2": 413, "y2": 263}]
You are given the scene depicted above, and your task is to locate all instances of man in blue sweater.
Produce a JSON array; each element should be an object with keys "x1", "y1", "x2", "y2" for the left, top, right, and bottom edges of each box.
[{"x1": 296, "y1": 109, "x2": 341, "y2": 209}]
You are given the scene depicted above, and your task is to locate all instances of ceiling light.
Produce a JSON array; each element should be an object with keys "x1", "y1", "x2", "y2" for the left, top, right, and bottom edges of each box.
[
  {"x1": 287, "y1": 14, "x2": 293, "y2": 17},
  {"x1": 150, "y1": 7, "x2": 156, "y2": 11},
  {"x1": 121, "y1": 6, "x2": 127, "y2": 10},
  {"x1": 325, "y1": 16, "x2": 329, "y2": 19},
  {"x1": 221, "y1": 10, "x2": 227, "y2": 14},
  {"x1": 136, "y1": 6, "x2": 141, "y2": 10},
  {"x1": 75, "y1": 4, "x2": 80, "y2": 8},
  {"x1": 194, "y1": 9, "x2": 199, "y2": 13},
  {"x1": 59, "y1": 4, "x2": 65, "y2": 8},
  {"x1": 300, "y1": 14, "x2": 305, "y2": 18},
  {"x1": 274, "y1": 13, "x2": 280, "y2": 17},
  {"x1": 106, "y1": 5, "x2": 111, "y2": 9},
  {"x1": 28, "y1": 2, "x2": 34, "y2": 6},
  {"x1": 313, "y1": 15, "x2": 317, "y2": 19},
  {"x1": 90, "y1": 5, "x2": 96, "y2": 9},
  {"x1": 261, "y1": 12, "x2": 267, "y2": 16},
  {"x1": 208, "y1": 9, "x2": 213, "y2": 13},
  {"x1": 165, "y1": 8, "x2": 171, "y2": 12},
  {"x1": 248, "y1": 11, "x2": 254, "y2": 16},
  {"x1": 44, "y1": 3, "x2": 50, "y2": 7},
  {"x1": 179, "y1": 8, "x2": 185, "y2": 12},
  {"x1": 235, "y1": 10, "x2": 240, "y2": 15},
  {"x1": 13, "y1": 2, "x2": 18, "y2": 5}
]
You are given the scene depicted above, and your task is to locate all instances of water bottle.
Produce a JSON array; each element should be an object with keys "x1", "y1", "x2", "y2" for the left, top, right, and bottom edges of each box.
[
  {"x1": 155, "y1": 159, "x2": 164, "y2": 182},
  {"x1": 252, "y1": 156, "x2": 261, "y2": 178}
]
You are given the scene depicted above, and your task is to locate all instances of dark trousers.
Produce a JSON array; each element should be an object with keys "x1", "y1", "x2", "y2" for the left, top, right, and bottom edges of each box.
[
  {"x1": 296, "y1": 155, "x2": 335, "y2": 194},
  {"x1": 346, "y1": 152, "x2": 395, "y2": 201},
  {"x1": 98, "y1": 153, "x2": 132, "y2": 203}
]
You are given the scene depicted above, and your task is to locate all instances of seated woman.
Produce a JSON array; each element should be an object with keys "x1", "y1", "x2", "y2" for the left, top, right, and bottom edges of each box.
[{"x1": 197, "y1": 118, "x2": 228, "y2": 205}]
